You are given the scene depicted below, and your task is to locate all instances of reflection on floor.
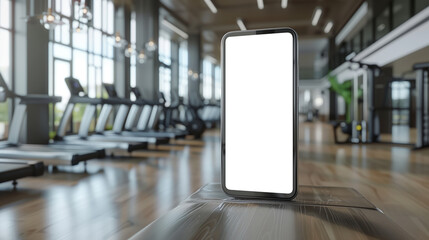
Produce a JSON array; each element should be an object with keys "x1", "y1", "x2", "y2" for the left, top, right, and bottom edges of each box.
[
  {"x1": 0, "y1": 122, "x2": 428, "y2": 239},
  {"x1": 379, "y1": 125, "x2": 416, "y2": 144}
]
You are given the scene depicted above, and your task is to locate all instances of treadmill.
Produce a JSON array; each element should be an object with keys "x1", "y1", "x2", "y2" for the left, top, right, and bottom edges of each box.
[
  {"x1": 122, "y1": 86, "x2": 187, "y2": 139},
  {"x1": 102, "y1": 83, "x2": 175, "y2": 142},
  {"x1": 0, "y1": 74, "x2": 102, "y2": 166},
  {"x1": 0, "y1": 159, "x2": 44, "y2": 189},
  {"x1": 53, "y1": 78, "x2": 150, "y2": 154}
]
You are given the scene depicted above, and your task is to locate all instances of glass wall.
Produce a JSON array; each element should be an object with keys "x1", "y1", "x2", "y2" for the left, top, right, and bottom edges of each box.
[
  {"x1": 416, "y1": 0, "x2": 429, "y2": 12},
  {"x1": 375, "y1": 8, "x2": 390, "y2": 41},
  {"x1": 202, "y1": 59, "x2": 213, "y2": 100},
  {"x1": 334, "y1": 0, "x2": 429, "y2": 67},
  {"x1": 393, "y1": 0, "x2": 411, "y2": 28},
  {"x1": 178, "y1": 41, "x2": 188, "y2": 98},
  {"x1": 391, "y1": 81, "x2": 411, "y2": 125},
  {"x1": 130, "y1": 12, "x2": 137, "y2": 100},
  {"x1": 214, "y1": 66, "x2": 221, "y2": 100},
  {"x1": 0, "y1": 0, "x2": 12, "y2": 140},
  {"x1": 49, "y1": 0, "x2": 115, "y2": 130},
  {"x1": 159, "y1": 33, "x2": 172, "y2": 104}
]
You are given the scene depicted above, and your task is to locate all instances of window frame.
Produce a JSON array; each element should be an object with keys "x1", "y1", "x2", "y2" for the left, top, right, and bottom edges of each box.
[
  {"x1": 49, "y1": 0, "x2": 115, "y2": 132},
  {"x1": 0, "y1": 0, "x2": 14, "y2": 140}
]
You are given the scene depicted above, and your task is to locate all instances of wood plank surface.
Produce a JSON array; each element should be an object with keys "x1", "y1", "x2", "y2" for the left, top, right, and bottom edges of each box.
[
  {"x1": 0, "y1": 122, "x2": 428, "y2": 239},
  {"x1": 130, "y1": 184, "x2": 411, "y2": 240}
]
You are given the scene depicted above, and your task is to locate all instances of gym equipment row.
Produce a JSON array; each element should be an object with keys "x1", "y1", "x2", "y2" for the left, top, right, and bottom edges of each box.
[
  {"x1": 332, "y1": 61, "x2": 429, "y2": 149},
  {"x1": 0, "y1": 74, "x2": 211, "y2": 189}
]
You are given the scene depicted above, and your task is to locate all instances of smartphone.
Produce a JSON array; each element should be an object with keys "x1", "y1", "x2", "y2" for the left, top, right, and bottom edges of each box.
[{"x1": 221, "y1": 28, "x2": 298, "y2": 200}]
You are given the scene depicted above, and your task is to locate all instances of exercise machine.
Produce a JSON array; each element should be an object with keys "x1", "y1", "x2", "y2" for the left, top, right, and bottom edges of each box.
[
  {"x1": 125, "y1": 87, "x2": 188, "y2": 139},
  {"x1": 332, "y1": 61, "x2": 429, "y2": 149},
  {"x1": 0, "y1": 159, "x2": 44, "y2": 190},
  {"x1": 162, "y1": 90, "x2": 206, "y2": 139},
  {"x1": 414, "y1": 62, "x2": 429, "y2": 149},
  {"x1": 54, "y1": 77, "x2": 148, "y2": 155},
  {"x1": 99, "y1": 83, "x2": 170, "y2": 145},
  {"x1": 0, "y1": 73, "x2": 102, "y2": 166}
]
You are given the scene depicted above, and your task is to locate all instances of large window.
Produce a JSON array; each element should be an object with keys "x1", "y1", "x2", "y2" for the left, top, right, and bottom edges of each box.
[
  {"x1": 159, "y1": 33, "x2": 172, "y2": 104},
  {"x1": 202, "y1": 59, "x2": 213, "y2": 100},
  {"x1": 49, "y1": 0, "x2": 115, "y2": 130},
  {"x1": 0, "y1": 0, "x2": 12, "y2": 140},
  {"x1": 391, "y1": 81, "x2": 411, "y2": 125},
  {"x1": 178, "y1": 41, "x2": 188, "y2": 98},
  {"x1": 130, "y1": 12, "x2": 136, "y2": 93},
  {"x1": 214, "y1": 65, "x2": 221, "y2": 100}
]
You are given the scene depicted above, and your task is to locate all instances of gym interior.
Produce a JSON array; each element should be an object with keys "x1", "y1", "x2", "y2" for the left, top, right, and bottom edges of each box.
[{"x1": 0, "y1": 0, "x2": 429, "y2": 239}]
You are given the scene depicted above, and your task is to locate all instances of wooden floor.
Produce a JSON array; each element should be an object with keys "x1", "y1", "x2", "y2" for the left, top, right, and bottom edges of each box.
[{"x1": 1, "y1": 122, "x2": 429, "y2": 239}]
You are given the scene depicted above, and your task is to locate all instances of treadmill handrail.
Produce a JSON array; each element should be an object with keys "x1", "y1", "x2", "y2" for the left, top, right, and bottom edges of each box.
[
  {"x1": 102, "y1": 97, "x2": 134, "y2": 105},
  {"x1": 0, "y1": 73, "x2": 61, "y2": 104},
  {"x1": 134, "y1": 98, "x2": 163, "y2": 106},
  {"x1": 69, "y1": 96, "x2": 102, "y2": 104},
  {"x1": 17, "y1": 94, "x2": 62, "y2": 104}
]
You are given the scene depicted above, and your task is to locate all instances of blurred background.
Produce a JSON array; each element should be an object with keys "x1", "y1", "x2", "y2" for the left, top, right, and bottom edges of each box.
[
  {"x1": 1, "y1": 0, "x2": 429, "y2": 143},
  {"x1": 1, "y1": 0, "x2": 429, "y2": 239}
]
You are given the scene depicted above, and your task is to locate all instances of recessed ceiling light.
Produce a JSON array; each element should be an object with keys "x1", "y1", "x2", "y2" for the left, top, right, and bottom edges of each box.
[
  {"x1": 377, "y1": 24, "x2": 386, "y2": 32},
  {"x1": 161, "y1": 19, "x2": 189, "y2": 39},
  {"x1": 257, "y1": 0, "x2": 264, "y2": 10},
  {"x1": 237, "y1": 18, "x2": 247, "y2": 31},
  {"x1": 324, "y1": 21, "x2": 333, "y2": 33},
  {"x1": 335, "y1": 2, "x2": 368, "y2": 45},
  {"x1": 281, "y1": 0, "x2": 288, "y2": 9},
  {"x1": 312, "y1": 7, "x2": 322, "y2": 26},
  {"x1": 204, "y1": 0, "x2": 218, "y2": 14}
]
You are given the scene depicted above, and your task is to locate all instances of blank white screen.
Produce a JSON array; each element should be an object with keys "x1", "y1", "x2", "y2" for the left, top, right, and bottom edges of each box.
[{"x1": 225, "y1": 32, "x2": 294, "y2": 194}]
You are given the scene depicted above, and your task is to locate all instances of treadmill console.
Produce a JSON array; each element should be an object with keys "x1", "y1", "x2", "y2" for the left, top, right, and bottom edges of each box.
[
  {"x1": 131, "y1": 87, "x2": 142, "y2": 99},
  {"x1": 103, "y1": 83, "x2": 118, "y2": 98},
  {"x1": 65, "y1": 77, "x2": 86, "y2": 96}
]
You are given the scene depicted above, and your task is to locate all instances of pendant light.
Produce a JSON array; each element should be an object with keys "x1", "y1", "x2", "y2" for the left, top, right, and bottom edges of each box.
[
  {"x1": 113, "y1": 32, "x2": 128, "y2": 48},
  {"x1": 137, "y1": 50, "x2": 147, "y2": 64},
  {"x1": 145, "y1": 40, "x2": 157, "y2": 52},
  {"x1": 40, "y1": 7, "x2": 64, "y2": 30},
  {"x1": 79, "y1": 0, "x2": 93, "y2": 23},
  {"x1": 124, "y1": 44, "x2": 137, "y2": 58}
]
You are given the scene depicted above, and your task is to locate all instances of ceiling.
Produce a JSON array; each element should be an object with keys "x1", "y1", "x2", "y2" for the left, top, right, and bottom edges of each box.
[{"x1": 160, "y1": 0, "x2": 363, "y2": 59}]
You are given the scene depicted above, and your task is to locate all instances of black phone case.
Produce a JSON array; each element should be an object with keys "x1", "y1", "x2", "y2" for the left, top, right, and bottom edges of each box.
[{"x1": 221, "y1": 27, "x2": 298, "y2": 200}]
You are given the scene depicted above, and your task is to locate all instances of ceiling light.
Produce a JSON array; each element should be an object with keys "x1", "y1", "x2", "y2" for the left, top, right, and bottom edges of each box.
[
  {"x1": 311, "y1": 7, "x2": 322, "y2": 26},
  {"x1": 206, "y1": 55, "x2": 218, "y2": 63},
  {"x1": 71, "y1": 21, "x2": 87, "y2": 33},
  {"x1": 281, "y1": 0, "x2": 288, "y2": 9},
  {"x1": 345, "y1": 52, "x2": 356, "y2": 61},
  {"x1": 112, "y1": 32, "x2": 128, "y2": 48},
  {"x1": 40, "y1": 8, "x2": 64, "y2": 30},
  {"x1": 257, "y1": 0, "x2": 264, "y2": 10},
  {"x1": 324, "y1": 21, "x2": 333, "y2": 33},
  {"x1": 192, "y1": 73, "x2": 199, "y2": 80},
  {"x1": 137, "y1": 50, "x2": 147, "y2": 64},
  {"x1": 237, "y1": 18, "x2": 247, "y2": 31},
  {"x1": 204, "y1": 0, "x2": 218, "y2": 14},
  {"x1": 377, "y1": 24, "x2": 386, "y2": 32},
  {"x1": 145, "y1": 40, "x2": 158, "y2": 52},
  {"x1": 124, "y1": 44, "x2": 136, "y2": 58},
  {"x1": 79, "y1": 5, "x2": 93, "y2": 22},
  {"x1": 161, "y1": 19, "x2": 189, "y2": 39},
  {"x1": 335, "y1": 2, "x2": 368, "y2": 45}
]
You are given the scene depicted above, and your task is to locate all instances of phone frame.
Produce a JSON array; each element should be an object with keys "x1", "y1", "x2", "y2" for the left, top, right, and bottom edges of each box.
[{"x1": 221, "y1": 27, "x2": 298, "y2": 200}]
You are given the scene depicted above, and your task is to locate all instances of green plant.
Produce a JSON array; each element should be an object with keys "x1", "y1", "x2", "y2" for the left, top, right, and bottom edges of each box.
[{"x1": 328, "y1": 74, "x2": 362, "y2": 123}]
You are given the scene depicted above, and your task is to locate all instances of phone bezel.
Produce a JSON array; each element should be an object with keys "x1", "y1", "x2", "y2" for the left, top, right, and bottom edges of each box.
[{"x1": 221, "y1": 27, "x2": 298, "y2": 200}]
